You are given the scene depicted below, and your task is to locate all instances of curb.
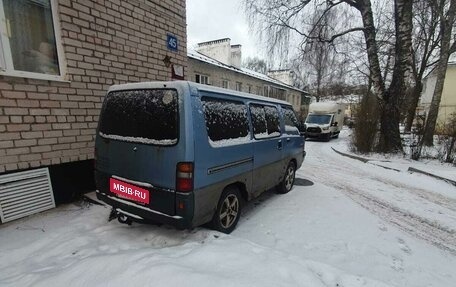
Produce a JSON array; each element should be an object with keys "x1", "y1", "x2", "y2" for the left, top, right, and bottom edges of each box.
[
  {"x1": 331, "y1": 147, "x2": 370, "y2": 163},
  {"x1": 331, "y1": 147, "x2": 400, "y2": 172},
  {"x1": 331, "y1": 147, "x2": 456, "y2": 185},
  {"x1": 408, "y1": 167, "x2": 456, "y2": 187}
]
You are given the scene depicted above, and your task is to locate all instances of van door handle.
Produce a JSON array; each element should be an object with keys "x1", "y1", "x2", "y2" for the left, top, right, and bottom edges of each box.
[
  {"x1": 277, "y1": 140, "x2": 282, "y2": 150},
  {"x1": 286, "y1": 138, "x2": 291, "y2": 142}
]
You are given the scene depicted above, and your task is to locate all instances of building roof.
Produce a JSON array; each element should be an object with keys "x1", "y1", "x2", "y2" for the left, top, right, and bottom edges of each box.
[{"x1": 187, "y1": 49, "x2": 307, "y2": 94}]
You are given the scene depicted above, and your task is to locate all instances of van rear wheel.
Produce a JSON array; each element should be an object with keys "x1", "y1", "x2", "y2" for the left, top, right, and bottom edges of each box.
[
  {"x1": 277, "y1": 161, "x2": 296, "y2": 194},
  {"x1": 210, "y1": 186, "x2": 242, "y2": 234}
]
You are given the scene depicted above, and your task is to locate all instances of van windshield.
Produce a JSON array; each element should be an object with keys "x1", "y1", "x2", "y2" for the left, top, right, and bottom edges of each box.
[
  {"x1": 306, "y1": 114, "x2": 332, "y2": 125},
  {"x1": 99, "y1": 89, "x2": 178, "y2": 145}
]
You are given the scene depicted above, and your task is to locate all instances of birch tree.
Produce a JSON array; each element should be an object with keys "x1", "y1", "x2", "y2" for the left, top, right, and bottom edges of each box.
[
  {"x1": 421, "y1": 0, "x2": 456, "y2": 146},
  {"x1": 244, "y1": 0, "x2": 413, "y2": 153},
  {"x1": 404, "y1": 0, "x2": 440, "y2": 133}
]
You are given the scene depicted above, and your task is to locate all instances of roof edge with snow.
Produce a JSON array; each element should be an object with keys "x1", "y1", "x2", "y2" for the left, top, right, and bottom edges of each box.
[{"x1": 188, "y1": 50, "x2": 308, "y2": 94}]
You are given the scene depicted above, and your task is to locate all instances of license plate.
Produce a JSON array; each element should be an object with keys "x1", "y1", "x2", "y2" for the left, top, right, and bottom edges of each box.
[{"x1": 109, "y1": 178, "x2": 150, "y2": 204}]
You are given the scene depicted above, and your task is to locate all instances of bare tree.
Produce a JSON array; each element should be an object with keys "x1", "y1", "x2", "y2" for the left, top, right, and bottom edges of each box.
[
  {"x1": 298, "y1": 7, "x2": 339, "y2": 102},
  {"x1": 244, "y1": 0, "x2": 413, "y2": 153},
  {"x1": 404, "y1": 0, "x2": 440, "y2": 133},
  {"x1": 243, "y1": 57, "x2": 269, "y2": 74},
  {"x1": 421, "y1": 0, "x2": 456, "y2": 146}
]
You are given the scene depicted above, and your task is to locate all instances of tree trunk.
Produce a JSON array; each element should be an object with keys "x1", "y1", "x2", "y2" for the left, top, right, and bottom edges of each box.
[
  {"x1": 422, "y1": 0, "x2": 456, "y2": 146},
  {"x1": 446, "y1": 136, "x2": 456, "y2": 163},
  {"x1": 357, "y1": 1, "x2": 385, "y2": 98},
  {"x1": 422, "y1": 60, "x2": 448, "y2": 146},
  {"x1": 377, "y1": 0, "x2": 413, "y2": 152},
  {"x1": 404, "y1": 81, "x2": 423, "y2": 132}
]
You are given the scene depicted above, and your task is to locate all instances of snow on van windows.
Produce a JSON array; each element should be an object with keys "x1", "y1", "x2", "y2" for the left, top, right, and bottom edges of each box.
[
  {"x1": 202, "y1": 97, "x2": 250, "y2": 143},
  {"x1": 255, "y1": 131, "x2": 281, "y2": 139},
  {"x1": 99, "y1": 132, "x2": 177, "y2": 145},
  {"x1": 285, "y1": 125, "x2": 299, "y2": 134},
  {"x1": 283, "y1": 107, "x2": 300, "y2": 135},
  {"x1": 99, "y1": 89, "x2": 178, "y2": 146},
  {"x1": 209, "y1": 134, "x2": 251, "y2": 147},
  {"x1": 251, "y1": 104, "x2": 281, "y2": 139}
]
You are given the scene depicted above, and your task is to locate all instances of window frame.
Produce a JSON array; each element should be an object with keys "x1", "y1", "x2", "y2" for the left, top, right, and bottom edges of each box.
[
  {"x1": 201, "y1": 96, "x2": 250, "y2": 145},
  {"x1": 196, "y1": 73, "x2": 209, "y2": 85},
  {"x1": 281, "y1": 105, "x2": 300, "y2": 135},
  {"x1": 249, "y1": 103, "x2": 282, "y2": 140},
  {"x1": 235, "y1": 81, "x2": 242, "y2": 91},
  {"x1": 0, "y1": 0, "x2": 67, "y2": 82},
  {"x1": 201, "y1": 75, "x2": 209, "y2": 85},
  {"x1": 222, "y1": 79, "x2": 229, "y2": 89}
]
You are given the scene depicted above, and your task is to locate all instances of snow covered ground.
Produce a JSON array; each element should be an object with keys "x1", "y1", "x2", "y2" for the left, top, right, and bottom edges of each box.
[{"x1": 1, "y1": 130, "x2": 456, "y2": 287}]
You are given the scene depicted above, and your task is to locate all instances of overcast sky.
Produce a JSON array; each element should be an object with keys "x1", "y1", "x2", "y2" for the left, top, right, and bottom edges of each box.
[{"x1": 186, "y1": 0, "x2": 266, "y2": 61}]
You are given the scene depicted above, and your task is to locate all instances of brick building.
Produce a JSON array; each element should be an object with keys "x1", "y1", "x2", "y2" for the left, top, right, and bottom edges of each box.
[
  {"x1": 0, "y1": 0, "x2": 187, "y2": 203},
  {"x1": 188, "y1": 38, "x2": 308, "y2": 117}
]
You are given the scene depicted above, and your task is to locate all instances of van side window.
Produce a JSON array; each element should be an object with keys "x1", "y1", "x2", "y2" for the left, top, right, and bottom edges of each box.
[
  {"x1": 250, "y1": 104, "x2": 281, "y2": 139},
  {"x1": 201, "y1": 97, "x2": 250, "y2": 145},
  {"x1": 282, "y1": 106, "x2": 300, "y2": 135}
]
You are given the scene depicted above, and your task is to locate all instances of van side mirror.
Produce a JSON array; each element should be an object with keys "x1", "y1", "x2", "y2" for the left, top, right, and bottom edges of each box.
[{"x1": 331, "y1": 122, "x2": 338, "y2": 127}]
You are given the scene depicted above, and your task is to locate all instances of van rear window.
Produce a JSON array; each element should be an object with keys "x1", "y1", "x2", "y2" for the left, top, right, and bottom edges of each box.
[{"x1": 99, "y1": 89, "x2": 178, "y2": 145}]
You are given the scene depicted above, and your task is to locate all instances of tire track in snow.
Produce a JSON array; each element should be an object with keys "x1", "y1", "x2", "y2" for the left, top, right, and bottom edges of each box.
[
  {"x1": 301, "y1": 141, "x2": 456, "y2": 255},
  {"x1": 337, "y1": 182, "x2": 456, "y2": 255}
]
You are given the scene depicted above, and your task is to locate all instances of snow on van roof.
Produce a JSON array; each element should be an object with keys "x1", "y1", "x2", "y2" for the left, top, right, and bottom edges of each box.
[
  {"x1": 189, "y1": 81, "x2": 292, "y2": 105},
  {"x1": 108, "y1": 81, "x2": 293, "y2": 106},
  {"x1": 188, "y1": 49, "x2": 307, "y2": 94}
]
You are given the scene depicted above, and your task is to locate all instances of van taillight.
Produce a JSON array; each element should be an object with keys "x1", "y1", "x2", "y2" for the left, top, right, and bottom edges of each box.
[{"x1": 176, "y1": 162, "x2": 193, "y2": 192}]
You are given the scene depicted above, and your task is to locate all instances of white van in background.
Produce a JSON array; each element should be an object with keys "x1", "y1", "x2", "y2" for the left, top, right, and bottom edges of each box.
[{"x1": 305, "y1": 102, "x2": 347, "y2": 141}]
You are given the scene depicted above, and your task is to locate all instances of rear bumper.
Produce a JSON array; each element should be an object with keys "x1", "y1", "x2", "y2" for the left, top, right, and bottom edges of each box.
[{"x1": 96, "y1": 191, "x2": 192, "y2": 229}]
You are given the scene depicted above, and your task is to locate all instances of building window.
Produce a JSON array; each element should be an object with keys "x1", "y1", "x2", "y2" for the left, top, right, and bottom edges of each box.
[
  {"x1": 247, "y1": 85, "x2": 252, "y2": 93},
  {"x1": 264, "y1": 86, "x2": 269, "y2": 97},
  {"x1": 0, "y1": 0, "x2": 63, "y2": 80},
  {"x1": 222, "y1": 80, "x2": 229, "y2": 89},
  {"x1": 195, "y1": 74, "x2": 209, "y2": 85},
  {"x1": 256, "y1": 86, "x2": 262, "y2": 96},
  {"x1": 235, "y1": 82, "x2": 242, "y2": 91}
]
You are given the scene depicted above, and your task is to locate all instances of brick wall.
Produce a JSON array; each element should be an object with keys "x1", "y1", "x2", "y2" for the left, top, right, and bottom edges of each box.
[
  {"x1": 188, "y1": 58, "x2": 303, "y2": 113},
  {"x1": 0, "y1": 0, "x2": 187, "y2": 173}
]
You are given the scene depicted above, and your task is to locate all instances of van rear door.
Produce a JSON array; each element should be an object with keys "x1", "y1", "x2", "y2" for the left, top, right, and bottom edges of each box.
[{"x1": 95, "y1": 88, "x2": 185, "y2": 216}]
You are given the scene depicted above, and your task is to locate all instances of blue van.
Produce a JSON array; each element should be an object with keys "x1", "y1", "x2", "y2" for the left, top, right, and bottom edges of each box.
[{"x1": 95, "y1": 81, "x2": 305, "y2": 233}]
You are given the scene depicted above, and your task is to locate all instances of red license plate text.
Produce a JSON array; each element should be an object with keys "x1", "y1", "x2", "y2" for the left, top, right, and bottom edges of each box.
[{"x1": 110, "y1": 178, "x2": 150, "y2": 204}]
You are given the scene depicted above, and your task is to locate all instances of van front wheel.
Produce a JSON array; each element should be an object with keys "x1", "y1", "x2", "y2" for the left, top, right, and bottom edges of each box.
[
  {"x1": 210, "y1": 187, "x2": 242, "y2": 234},
  {"x1": 277, "y1": 162, "x2": 296, "y2": 194}
]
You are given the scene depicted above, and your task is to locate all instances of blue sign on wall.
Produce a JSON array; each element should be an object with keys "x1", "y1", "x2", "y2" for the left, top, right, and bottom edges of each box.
[{"x1": 167, "y1": 34, "x2": 178, "y2": 52}]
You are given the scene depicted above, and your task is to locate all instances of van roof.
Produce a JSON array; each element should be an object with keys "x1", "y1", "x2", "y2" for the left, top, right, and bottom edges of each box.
[{"x1": 108, "y1": 81, "x2": 293, "y2": 107}]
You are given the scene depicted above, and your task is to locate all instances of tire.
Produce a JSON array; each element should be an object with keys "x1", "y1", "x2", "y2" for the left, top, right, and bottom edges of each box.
[
  {"x1": 334, "y1": 133, "x2": 339, "y2": 138},
  {"x1": 210, "y1": 186, "x2": 242, "y2": 234},
  {"x1": 277, "y1": 161, "x2": 296, "y2": 194},
  {"x1": 324, "y1": 133, "x2": 331, "y2": 142}
]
